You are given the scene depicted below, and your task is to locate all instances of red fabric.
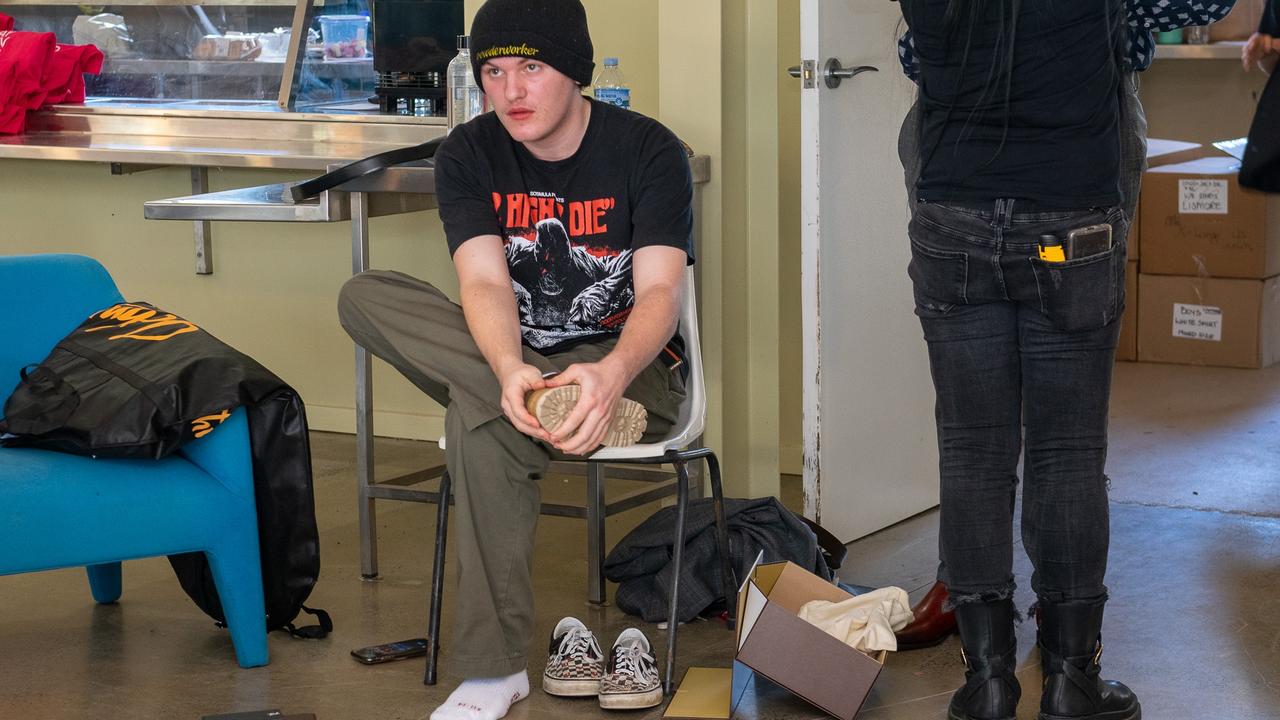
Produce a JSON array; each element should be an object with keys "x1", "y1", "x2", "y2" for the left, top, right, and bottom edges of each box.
[
  {"x1": 0, "y1": 97, "x2": 26, "y2": 134},
  {"x1": 0, "y1": 24, "x2": 102, "y2": 135},
  {"x1": 0, "y1": 30, "x2": 57, "y2": 110},
  {"x1": 44, "y1": 43, "x2": 104, "y2": 104}
]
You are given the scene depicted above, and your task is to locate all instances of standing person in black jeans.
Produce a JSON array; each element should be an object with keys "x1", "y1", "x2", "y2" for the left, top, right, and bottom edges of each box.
[
  {"x1": 893, "y1": 0, "x2": 1236, "y2": 652},
  {"x1": 898, "y1": 2, "x2": 1140, "y2": 720}
]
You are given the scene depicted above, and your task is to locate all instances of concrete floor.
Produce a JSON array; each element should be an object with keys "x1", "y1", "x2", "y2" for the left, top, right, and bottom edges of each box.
[{"x1": 1, "y1": 361, "x2": 1277, "y2": 719}]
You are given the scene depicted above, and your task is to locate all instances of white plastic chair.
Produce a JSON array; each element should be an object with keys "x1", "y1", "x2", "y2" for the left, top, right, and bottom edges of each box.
[{"x1": 424, "y1": 267, "x2": 735, "y2": 694}]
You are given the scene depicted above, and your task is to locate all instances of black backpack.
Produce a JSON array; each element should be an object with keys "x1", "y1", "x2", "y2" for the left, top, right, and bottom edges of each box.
[{"x1": 0, "y1": 302, "x2": 330, "y2": 638}]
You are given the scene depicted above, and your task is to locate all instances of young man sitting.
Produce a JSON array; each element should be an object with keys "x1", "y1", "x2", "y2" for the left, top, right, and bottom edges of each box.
[{"x1": 337, "y1": 1, "x2": 694, "y2": 718}]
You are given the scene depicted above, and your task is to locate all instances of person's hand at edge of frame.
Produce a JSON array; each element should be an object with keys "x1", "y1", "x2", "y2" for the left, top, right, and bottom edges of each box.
[{"x1": 1242, "y1": 32, "x2": 1280, "y2": 73}]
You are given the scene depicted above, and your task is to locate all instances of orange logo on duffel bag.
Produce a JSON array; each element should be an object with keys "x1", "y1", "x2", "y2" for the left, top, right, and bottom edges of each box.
[
  {"x1": 84, "y1": 304, "x2": 200, "y2": 342},
  {"x1": 191, "y1": 410, "x2": 231, "y2": 438}
]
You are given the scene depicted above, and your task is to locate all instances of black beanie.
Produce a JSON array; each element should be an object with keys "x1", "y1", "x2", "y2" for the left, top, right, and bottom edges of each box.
[{"x1": 470, "y1": 0, "x2": 595, "y2": 87}]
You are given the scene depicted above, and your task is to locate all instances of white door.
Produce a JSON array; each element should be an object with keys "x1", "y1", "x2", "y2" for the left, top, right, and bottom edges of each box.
[{"x1": 799, "y1": 1, "x2": 940, "y2": 541}]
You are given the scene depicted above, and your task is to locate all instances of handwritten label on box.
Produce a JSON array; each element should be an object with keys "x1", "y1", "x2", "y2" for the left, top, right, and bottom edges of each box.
[
  {"x1": 1172, "y1": 303, "x2": 1223, "y2": 342},
  {"x1": 1179, "y1": 179, "x2": 1229, "y2": 214}
]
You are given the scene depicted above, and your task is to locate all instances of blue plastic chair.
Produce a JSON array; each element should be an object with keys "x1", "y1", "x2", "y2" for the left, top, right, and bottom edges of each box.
[{"x1": 0, "y1": 253, "x2": 269, "y2": 668}]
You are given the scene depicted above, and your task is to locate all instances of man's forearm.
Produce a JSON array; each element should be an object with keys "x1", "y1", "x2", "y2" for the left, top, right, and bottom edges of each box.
[
  {"x1": 604, "y1": 289, "x2": 680, "y2": 383},
  {"x1": 460, "y1": 280, "x2": 526, "y2": 378}
]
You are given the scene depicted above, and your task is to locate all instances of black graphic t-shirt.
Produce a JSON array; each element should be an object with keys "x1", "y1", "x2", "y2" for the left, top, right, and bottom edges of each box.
[{"x1": 434, "y1": 98, "x2": 694, "y2": 353}]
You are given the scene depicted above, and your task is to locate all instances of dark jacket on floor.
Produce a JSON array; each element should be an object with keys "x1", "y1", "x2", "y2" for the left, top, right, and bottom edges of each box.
[{"x1": 604, "y1": 496, "x2": 832, "y2": 623}]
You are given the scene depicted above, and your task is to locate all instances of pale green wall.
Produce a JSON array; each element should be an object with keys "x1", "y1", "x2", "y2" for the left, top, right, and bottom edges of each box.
[
  {"x1": 777, "y1": 0, "x2": 802, "y2": 476},
  {"x1": 0, "y1": 163, "x2": 456, "y2": 440}
]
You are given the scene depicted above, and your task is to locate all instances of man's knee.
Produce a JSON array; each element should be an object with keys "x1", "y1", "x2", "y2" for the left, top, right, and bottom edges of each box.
[{"x1": 337, "y1": 271, "x2": 391, "y2": 326}]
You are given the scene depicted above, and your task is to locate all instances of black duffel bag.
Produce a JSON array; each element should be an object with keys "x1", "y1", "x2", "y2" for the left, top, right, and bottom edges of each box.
[{"x1": 0, "y1": 302, "x2": 329, "y2": 638}]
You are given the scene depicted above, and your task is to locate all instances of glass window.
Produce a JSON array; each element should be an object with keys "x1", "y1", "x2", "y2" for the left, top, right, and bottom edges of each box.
[{"x1": 3, "y1": 0, "x2": 459, "y2": 113}]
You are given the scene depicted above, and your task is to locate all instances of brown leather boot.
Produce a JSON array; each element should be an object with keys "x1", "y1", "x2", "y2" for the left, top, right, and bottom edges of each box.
[{"x1": 896, "y1": 580, "x2": 958, "y2": 650}]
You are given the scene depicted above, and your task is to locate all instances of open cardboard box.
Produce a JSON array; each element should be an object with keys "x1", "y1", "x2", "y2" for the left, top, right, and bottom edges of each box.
[{"x1": 665, "y1": 557, "x2": 886, "y2": 720}]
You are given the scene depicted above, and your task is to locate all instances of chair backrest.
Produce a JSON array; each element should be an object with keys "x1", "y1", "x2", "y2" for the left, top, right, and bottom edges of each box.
[
  {"x1": 590, "y1": 265, "x2": 705, "y2": 460},
  {"x1": 0, "y1": 254, "x2": 124, "y2": 396}
]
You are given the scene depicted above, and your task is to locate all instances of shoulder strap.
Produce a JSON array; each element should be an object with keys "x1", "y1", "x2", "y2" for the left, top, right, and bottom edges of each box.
[
  {"x1": 281, "y1": 605, "x2": 334, "y2": 640},
  {"x1": 59, "y1": 337, "x2": 172, "y2": 416}
]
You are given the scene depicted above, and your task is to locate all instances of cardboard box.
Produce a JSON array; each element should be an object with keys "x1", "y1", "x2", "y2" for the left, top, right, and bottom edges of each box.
[
  {"x1": 1117, "y1": 261, "x2": 1138, "y2": 362},
  {"x1": 1137, "y1": 274, "x2": 1280, "y2": 369},
  {"x1": 1139, "y1": 156, "x2": 1280, "y2": 280},
  {"x1": 666, "y1": 560, "x2": 886, "y2": 720},
  {"x1": 733, "y1": 562, "x2": 885, "y2": 720}
]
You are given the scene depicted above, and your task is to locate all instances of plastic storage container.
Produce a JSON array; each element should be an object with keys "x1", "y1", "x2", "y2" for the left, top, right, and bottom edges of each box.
[{"x1": 319, "y1": 15, "x2": 370, "y2": 61}]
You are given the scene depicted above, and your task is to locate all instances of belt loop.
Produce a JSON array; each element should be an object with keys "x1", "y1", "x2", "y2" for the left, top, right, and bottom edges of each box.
[
  {"x1": 991, "y1": 198, "x2": 1005, "y2": 229},
  {"x1": 1003, "y1": 198, "x2": 1016, "y2": 229}
]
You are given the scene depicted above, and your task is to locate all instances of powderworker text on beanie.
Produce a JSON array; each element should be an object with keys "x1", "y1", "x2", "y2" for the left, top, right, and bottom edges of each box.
[{"x1": 469, "y1": 0, "x2": 595, "y2": 87}]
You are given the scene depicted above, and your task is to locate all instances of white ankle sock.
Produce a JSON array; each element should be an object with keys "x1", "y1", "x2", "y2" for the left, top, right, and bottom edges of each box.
[{"x1": 430, "y1": 671, "x2": 530, "y2": 720}]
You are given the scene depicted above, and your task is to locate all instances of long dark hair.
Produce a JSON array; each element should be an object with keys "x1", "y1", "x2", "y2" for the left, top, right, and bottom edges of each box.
[
  {"x1": 920, "y1": 0, "x2": 1021, "y2": 175},
  {"x1": 919, "y1": 0, "x2": 1122, "y2": 180}
]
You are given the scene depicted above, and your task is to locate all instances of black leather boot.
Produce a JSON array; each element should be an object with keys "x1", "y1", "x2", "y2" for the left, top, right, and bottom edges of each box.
[
  {"x1": 947, "y1": 598, "x2": 1021, "y2": 720},
  {"x1": 1037, "y1": 599, "x2": 1141, "y2": 720}
]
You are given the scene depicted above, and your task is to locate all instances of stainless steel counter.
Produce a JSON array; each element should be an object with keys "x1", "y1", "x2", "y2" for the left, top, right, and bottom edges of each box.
[{"x1": 0, "y1": 100, "x2": 445, "y2": 170}]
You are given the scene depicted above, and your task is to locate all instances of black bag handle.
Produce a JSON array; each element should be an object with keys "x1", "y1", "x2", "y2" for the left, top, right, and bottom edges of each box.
[
  {"x1": 290, "y1": 136, "x2": 445, "y2": 203},
  {"x1": 283, "y1": 605, "x2": 334, "y2": 640}
]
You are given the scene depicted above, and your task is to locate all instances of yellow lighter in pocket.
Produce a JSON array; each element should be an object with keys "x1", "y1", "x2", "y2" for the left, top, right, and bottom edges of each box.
[{"x1": 1039, "y1": 234, "x2": 1066, "y2": 263}]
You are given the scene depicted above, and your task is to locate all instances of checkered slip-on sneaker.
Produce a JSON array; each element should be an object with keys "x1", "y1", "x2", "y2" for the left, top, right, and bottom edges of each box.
[
  {"x1": 542, "y1": 617, "x2": 605, "y2": 697},
  {"x1": 525, "y1": 385, "x2": 648, "y2": 448},
  {"x1": 598, "y1": 628, "x2": 663, "y2": 710}
]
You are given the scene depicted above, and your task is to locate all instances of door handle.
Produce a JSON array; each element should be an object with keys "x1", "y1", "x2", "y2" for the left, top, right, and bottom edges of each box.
[{"x1": 822, "y1": 58, "x2": 878, "y2": 89}]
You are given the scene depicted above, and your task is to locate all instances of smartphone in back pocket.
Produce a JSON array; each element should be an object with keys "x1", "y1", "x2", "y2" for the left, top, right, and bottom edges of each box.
[
  {"x1": 351, "y1": 638, "x2": 430, "y2": 665},
  {"x1": 1065, "y1": 223, "x2": 1113, "y2": 260}
]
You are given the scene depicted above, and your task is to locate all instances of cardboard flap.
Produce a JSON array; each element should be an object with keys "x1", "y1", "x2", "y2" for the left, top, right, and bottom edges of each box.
[
  {"x1": 751, "y1": 562, "x2": 787, "y2": 596},
  {"x1": 737, "y1": 581, "x2": 769, "y2": 651},
  {"x1": 664, "y1": 668, "x2": 732, "y2": 720},
  {"x1": 734, "y1": 551, "x2": 766, "y2": 648},
  {"x1": 1214, "y1": 137, "x2": 1248, "y2": 161},
  {"x1": 764, "y1": 562, "x2": 853, "y2": 615},
  {"x1": 1147, "y1": 138, "x2": 1201, "y2": 160}
]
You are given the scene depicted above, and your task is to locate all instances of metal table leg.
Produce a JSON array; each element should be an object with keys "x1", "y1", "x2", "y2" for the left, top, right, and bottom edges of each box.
[
  {"x1": 587, "y1": 462, "x2": 607, "y2": 605},
  {"x1": 351, "y1": 191, "x2": 379, "y2": 579}
]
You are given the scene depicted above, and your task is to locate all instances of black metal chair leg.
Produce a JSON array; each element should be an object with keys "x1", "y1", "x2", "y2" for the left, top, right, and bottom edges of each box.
[
  {"x1": 663, "y1": 457, "x2": 691, "y2": 696},
  {"x1": 424, "y1": 470, "x2": 451, "y2": 686},
  {"x1": 706, "y1": 452, "x2": 737, "y2": 629}
]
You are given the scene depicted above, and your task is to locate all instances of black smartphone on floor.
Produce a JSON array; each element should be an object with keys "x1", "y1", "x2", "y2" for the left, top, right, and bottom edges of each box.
[{"x1": 350, "y1": 638, "x2": 430, "y2": 665}]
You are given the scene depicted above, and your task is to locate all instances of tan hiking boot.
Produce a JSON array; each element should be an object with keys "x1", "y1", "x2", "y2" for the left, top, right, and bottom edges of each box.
[{"x1": 525, "y1": 385, "x2": 648, "y2": 448}]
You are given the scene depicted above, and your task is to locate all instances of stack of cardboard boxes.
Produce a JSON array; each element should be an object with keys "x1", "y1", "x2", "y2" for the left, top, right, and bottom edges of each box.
[{"x1": 1125, "y1": 141, "x2": 1280, "y2": 368}]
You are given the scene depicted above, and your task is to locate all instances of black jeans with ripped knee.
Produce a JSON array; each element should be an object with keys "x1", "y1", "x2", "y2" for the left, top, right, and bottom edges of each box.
[{"x1": 908, "y1": 197, "x2": 1127, "y2": 607}]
